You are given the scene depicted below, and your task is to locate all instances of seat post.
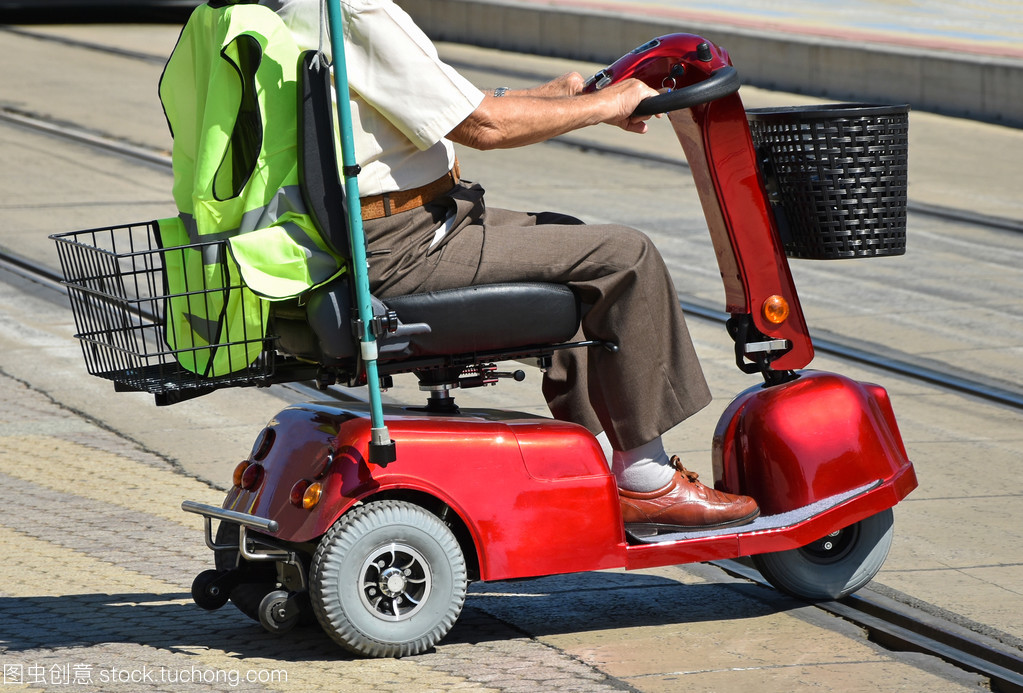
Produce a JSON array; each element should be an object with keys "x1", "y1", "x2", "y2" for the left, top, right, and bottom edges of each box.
[{"x1": 421, "y1": 384, "x2": 459, "y2": 413}]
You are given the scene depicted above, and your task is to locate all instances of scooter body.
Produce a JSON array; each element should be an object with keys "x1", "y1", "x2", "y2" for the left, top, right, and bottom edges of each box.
[
  {"x1": 181, "y1": 32, "x2": 917, "y2": 656},
  {"x1": 223, "y1": 368, "x2": 914, "y2": 579}
]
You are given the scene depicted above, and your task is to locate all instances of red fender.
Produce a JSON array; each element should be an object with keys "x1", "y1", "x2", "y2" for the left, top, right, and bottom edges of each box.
[{"x1": 713, "y1": 370, "x2": 917, "y2": 515}]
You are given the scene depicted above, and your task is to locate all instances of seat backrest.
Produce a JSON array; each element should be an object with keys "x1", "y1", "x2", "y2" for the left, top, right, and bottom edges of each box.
[{"x1": 297, "y1": 50, "x2": 351, "y2": 260}]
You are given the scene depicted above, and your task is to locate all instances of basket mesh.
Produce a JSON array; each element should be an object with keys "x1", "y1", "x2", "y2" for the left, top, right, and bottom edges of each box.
[
  {"x1": 747, "y1": 104, "x2": 909, "y2": 259},
  {"x1": 51, "y1": 221, "x2": 273, "y2": 396}
]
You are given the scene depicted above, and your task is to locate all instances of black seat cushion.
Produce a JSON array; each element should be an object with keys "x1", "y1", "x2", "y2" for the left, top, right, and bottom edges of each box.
[
  {"x1": 385, "y1": 282, "x2": 580, "y2": 356},
  {"x1": 294, "y1": 280, "x2": 580, "y2": 363}
]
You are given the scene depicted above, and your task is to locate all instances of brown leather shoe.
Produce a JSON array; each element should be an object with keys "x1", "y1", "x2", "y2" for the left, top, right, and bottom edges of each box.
[{"x1": 619, "y1": 456, "x2": 759, "y2": 533}]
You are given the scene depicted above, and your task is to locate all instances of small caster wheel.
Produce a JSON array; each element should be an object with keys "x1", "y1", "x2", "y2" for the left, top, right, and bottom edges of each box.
[
  {"x1": 191, "y1": 569, "x2": 230, "y2": 610},
  {"x1": 258, "y1": 589, "x2": 300, "y2": 634}
]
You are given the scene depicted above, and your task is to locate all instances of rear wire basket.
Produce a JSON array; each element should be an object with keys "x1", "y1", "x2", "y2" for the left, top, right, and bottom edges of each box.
[
  {"x1": 51, "y1": 221, "x2": 274, "y2": 400},
  {"x1": 747, "y1": 104, "x2": 909, "y2": 259}
]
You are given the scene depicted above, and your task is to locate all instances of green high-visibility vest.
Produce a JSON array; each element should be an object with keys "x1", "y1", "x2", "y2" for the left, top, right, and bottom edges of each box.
[{"x1": 158, "y1": 1, "x2": 344, "y2": 377}]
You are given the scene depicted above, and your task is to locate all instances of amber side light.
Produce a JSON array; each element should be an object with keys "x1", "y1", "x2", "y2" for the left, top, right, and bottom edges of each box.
[
  {"x1": 290, "y1": 480, "x2": 323, "y2": 510},
  {"x1": 762, "y1": 295, "x2": 790, "y2": 324},
  {"x1": 232, "y1": 461, "x2": 250, "y2": 487},
  {"x1": 303, "y1": 482, "x2": 323, "y2": 510}
]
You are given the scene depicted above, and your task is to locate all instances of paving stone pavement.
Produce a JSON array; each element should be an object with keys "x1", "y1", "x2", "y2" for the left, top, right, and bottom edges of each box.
[{"x1": 0, "y1": 370, "x2": 634, "y2": 692}]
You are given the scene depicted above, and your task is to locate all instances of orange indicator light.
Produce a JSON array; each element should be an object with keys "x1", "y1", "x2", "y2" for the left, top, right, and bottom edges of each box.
[
  {"x1": 762, "y1": 295, "x2": 790, "y2": 324},
  {"x1": 302, "y1": 482, "x2": 323, "y2": 510},
  {"x1": 232, "y1": 461, "x2": 250, "y2": 488}
]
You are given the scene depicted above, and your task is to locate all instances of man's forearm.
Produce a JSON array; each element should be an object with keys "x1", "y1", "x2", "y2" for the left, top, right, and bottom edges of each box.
[
  {"x1": 447, "y1": 78, "x2": 657, "y2": 150},
  {"x1": 447, "y1": 93, "x2": 609, "y2": 150}
]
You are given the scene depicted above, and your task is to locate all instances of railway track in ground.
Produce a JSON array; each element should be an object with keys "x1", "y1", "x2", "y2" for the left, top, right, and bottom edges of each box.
[{"x1": 2, "y1": 102, "x2": 1023, "y2": 691}]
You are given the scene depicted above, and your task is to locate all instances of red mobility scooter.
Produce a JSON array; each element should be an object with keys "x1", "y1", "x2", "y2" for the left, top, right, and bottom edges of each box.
[{"x1": 53, "y1": 32, "x2": 915, "y2": 658}]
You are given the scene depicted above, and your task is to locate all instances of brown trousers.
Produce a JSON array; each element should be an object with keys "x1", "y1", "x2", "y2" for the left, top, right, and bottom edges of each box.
[{"x1": 363, "y1": 181, "x2": 711, "y2": 451}]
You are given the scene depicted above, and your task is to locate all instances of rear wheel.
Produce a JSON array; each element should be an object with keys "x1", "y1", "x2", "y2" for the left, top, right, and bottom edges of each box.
[
  {"x1": 752, "y1": 508, "x2": 894, "y2": 600},
  {"x1": 310, "y1": 500, "x2": 467, "y2": 658}
]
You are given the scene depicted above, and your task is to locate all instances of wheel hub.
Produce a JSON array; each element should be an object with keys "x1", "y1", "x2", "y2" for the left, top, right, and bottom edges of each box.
[
  {"x1": 803, "y1": 526, "x2": 858, "y2": 563},
  {"x1": 378, "y1": 567, "x2": 408, "y2": 597},
  {"x1": 359, "y1": 542, "x2": 432, "y2": 621},
  {"x1": 817, "y1": 531, "x2": 841, "y2": 552}
]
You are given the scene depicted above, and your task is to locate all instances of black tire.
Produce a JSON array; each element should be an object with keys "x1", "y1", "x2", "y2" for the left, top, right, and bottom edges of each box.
[
  {"x1": 310, "y1": 500, "x2": 468, "y2": 658},
  {"x1": 753, "y1": 508, "x2": 894, "y2": 600},
  {"x1": 191, "y1": 569, "x2": 230, "y2": 610},
  {"x1": 258, "y1": 589, "x2": 301, "y2": 634}
]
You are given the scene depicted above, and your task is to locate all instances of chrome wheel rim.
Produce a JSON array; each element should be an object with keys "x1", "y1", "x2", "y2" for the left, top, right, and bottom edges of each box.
[{"x1": 359, "y1": 542, "x2": 432, "y2": 621}]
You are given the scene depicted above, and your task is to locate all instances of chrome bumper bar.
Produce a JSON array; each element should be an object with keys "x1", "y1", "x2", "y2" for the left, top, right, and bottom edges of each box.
[
  {"x1": 181, "y1": 500, "x2": 279, "y2": 534},
  {"x1": 181, "y1": 500, "x2": 306, "y2": 589}
]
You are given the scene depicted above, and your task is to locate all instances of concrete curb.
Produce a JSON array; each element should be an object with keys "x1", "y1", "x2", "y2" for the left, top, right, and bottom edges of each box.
[{"x1": 403, "y1": 0, "x2": 1023, "y2": 128}]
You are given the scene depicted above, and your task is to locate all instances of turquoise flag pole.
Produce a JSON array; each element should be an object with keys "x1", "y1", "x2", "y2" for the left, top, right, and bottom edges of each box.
[{"x1": 325, "y1": 0, "x2": 396, "y2": 466}]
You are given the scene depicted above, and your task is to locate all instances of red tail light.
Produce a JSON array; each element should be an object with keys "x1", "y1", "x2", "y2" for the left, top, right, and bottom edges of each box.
[{"x1": 240, "y1": 463, "x2": 264, "y2": 490}]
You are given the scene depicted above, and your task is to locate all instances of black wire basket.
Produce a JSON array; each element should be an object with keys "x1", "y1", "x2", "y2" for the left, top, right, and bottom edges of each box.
[
  {"x1": 51, "y1": 221, "x2": 274, "y2": 400},
  {"x1": 747, "y1": 103, "x2": 909, "y2": 259}
]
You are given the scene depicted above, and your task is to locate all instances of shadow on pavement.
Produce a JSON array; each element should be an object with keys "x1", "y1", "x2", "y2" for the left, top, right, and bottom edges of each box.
[{"x1": 0, "y1": 571, "x2": 801, "y2": 658}]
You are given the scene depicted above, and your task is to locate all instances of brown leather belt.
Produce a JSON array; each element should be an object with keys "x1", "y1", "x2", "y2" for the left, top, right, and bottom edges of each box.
[{"x1": 360, "y1": 160, "x2": 461, "y2": 221}]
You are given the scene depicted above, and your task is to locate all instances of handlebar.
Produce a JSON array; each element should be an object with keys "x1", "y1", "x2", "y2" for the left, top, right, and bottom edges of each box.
[{"x1": 632, "y1": 66, "x2": 741, "y2": 117}]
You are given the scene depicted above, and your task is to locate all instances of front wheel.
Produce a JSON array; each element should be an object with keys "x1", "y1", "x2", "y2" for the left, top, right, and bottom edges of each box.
[
  {"x1": 752, "y1": 508, "x2": 894, "y2": 600},
  {"x1": 310, "y1": 500, "x2": 468, "y2": 658}
]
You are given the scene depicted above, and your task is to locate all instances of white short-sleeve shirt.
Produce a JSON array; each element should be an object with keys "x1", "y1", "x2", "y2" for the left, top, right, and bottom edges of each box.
[{"x1": 263, "y1": 0, "x2": 484, "y2": 196}]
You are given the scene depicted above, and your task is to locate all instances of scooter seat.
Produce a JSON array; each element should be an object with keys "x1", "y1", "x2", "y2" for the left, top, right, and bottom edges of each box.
[
  {"x1": 384, "y1": 283, "x2": 580, "y2": 356},
  {"x1": 278, "y1": 279, "x2": 581, "y2": 365}
]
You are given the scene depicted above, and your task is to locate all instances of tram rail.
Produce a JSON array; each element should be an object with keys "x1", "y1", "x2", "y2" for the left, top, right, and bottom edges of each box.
[
  {"x1": 3, "y1": 105, "x2": 1023, "y2": 693},
  {"x1": 717, "y1": 560, "x2": 1023, "y2": 693}
]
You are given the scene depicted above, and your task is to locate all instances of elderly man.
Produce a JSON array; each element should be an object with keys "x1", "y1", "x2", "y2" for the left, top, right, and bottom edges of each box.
[{"x1": 262, "y1": 0, "x2": 759, "y2": 532}]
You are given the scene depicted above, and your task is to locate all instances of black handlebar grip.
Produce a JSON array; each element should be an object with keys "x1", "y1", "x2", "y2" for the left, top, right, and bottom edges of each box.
[{"x1": 632, "y1": 66, "x2": 741, "y2": 117}]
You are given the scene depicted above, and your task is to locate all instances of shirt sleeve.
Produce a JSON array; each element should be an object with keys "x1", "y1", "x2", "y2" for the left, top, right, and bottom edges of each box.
[{"x1": 340, "y1": 0, "x2": 484, "y2": 149}]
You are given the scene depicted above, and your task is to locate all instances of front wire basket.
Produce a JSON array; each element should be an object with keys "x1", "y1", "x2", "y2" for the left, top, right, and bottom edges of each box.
[
  {"x1": 747, "y1": 103, "x2": 909, "y2": 259},
  {"x1": 51, "y1": 221, "x2": 274, "y2": 399}
]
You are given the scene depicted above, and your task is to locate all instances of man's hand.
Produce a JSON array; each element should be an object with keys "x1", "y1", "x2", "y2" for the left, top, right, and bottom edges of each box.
[
  {"x1": 528, "y1": 72, "x2": 586, "y2": 98},
  {"x1": 597, "y1": 78, "x2": 660, "y2": 134}
]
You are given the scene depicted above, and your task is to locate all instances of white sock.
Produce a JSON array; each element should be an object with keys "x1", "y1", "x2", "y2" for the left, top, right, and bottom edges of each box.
[
  {"x1": 610, "y1": 436, "x2": 675, "y2": 492},
  {"x1": 594, "y1": 430, "x2": 614, "y2": 468}
]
